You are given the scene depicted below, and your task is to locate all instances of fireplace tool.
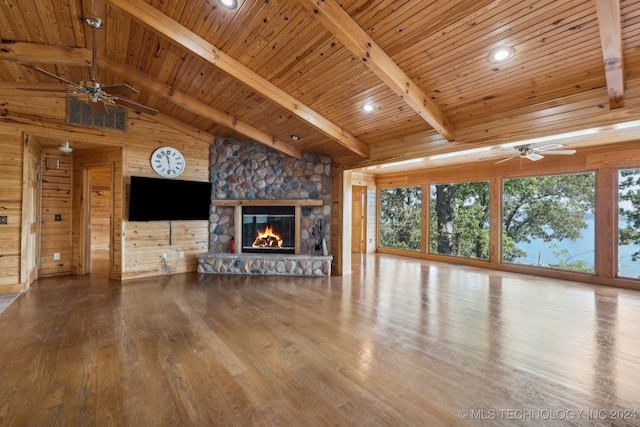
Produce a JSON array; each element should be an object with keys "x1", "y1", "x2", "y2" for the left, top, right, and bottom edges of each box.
[{"x1": 312, "y1": 218, "x2": 328, "y2": 255}]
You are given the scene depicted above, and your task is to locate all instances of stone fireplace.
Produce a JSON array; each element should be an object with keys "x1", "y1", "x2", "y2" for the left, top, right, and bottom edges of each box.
[{"x1": 197, "y1": 137, "x2": 333, "y2": 276}]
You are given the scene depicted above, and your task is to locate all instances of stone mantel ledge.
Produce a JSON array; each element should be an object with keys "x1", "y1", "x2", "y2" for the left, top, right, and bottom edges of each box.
[{"x1": 197, "y1": 253, "x2": 333, "y2": 276}]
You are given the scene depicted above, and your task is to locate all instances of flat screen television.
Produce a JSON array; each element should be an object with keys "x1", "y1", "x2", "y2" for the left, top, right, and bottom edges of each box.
[{"x1": 128, "y1": 176, "x2": 212, "y2": 221}]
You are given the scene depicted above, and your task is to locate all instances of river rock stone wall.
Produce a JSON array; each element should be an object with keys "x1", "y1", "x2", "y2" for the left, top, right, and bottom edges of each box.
[
  {"x1": 209, "y1": 137, "x2": 332, "y2": 255},
  {"x1": 197, "y1": 253, "x2": 332, "y2": 276}
]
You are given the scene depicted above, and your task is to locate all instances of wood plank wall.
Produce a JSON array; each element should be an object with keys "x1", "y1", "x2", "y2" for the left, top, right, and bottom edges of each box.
[
  {"x1": 39, "y1": 149, "x2": 73, "y2": 276},
  {"x1": 0, "y1": 96, "x2": 213, "y2": 290},
  {"x1": 122, "y1": 124, "x2": 211, "y2": 279},
  {"x1": 0, "y1": 129, "x2": 23, "y2": 291}
]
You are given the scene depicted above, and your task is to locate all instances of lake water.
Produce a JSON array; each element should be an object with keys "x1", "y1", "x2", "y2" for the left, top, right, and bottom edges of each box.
[{"x1": 512, "y1": 214, "x2": 640, "y2": 279}]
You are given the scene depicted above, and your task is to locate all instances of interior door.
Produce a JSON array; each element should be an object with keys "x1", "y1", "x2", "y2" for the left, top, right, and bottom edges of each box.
[
  {"x1": 351, "y1": 185, "x2": 366, "y2": 253},
  {"x1": 22, "y1": 137, "x2": 41, "y2": 285}
]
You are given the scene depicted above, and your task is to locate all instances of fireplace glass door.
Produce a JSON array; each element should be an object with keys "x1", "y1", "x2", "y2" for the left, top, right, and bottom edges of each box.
[{"x1": 242, "y1": 206, "x2": 295, "y2": 254}]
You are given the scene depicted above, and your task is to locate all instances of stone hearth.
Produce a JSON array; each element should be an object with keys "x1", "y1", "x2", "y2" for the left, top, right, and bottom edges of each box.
[{"x1": 197, "y1": 253, "x2": 332, "y2": 276}]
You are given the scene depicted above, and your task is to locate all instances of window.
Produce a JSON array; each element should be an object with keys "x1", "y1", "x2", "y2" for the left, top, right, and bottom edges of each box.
[
  {"x1": 502, "y1": 173, "x2": 595, "y2": 273},
  {"x1": 429, "y1": 181, "x2": 490, "y2": 259},
  {"x1": 379, "y1": 186, "x2": 422, "y2": 251},
  {"x1": 618, "y1": 168, "x2": 640, "y2": 279}
]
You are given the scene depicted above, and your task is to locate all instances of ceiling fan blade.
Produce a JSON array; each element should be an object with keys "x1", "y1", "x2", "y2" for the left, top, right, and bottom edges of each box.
[
  {"x1": 535, "y1": 143, "x2": 563, "y2": 152},
  {"x1": 541, "y1": 149, "x2": 576, "y2": 155},
  {"x1": 526, "y1": 153, "x2": 544, "y2": 161},
  {"x1": 495, "y1": 155, "x2": 518, "y2": 164},
  {"x1": 112, "y1": 97, "x2": 159, "y2": 115},
  {"x1": 89, "y1": 99, "x2": 108, "y2": 115},
  {"x1": 24, "y1": 65, "x2": 80, "y2": 89},
  {"x1": 102, "y1": 83, "x2": 138, "y2": 96}
]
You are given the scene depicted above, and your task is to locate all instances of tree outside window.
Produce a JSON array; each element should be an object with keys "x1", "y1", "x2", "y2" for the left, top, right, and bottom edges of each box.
[
  {"x1": 429, "y1": 181, "x2": 490, "y2": 259},
  {"x1": 619, "y1": 168, "x2": 640, "y2": 279},
  {"x1": 379, "y1": 187, "x2": 422, "y2": 251},
  {"x1": 502, "y1": 173, "x2": 595, "y2": 273}
]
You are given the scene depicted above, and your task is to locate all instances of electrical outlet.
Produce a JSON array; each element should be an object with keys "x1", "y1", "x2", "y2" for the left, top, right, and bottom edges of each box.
[
  {"x1": 0, "y1": 216, "x2": 7, "y2": 224},
  {"x1": 53, "y1": 252, "x2": 60, "y2": 261},
  {"x1": 162, "y1": 253, "x2": 167, "y2": 260},
  {"x1": 179, "y1": 252, "x2": 184, "y2": 259}
]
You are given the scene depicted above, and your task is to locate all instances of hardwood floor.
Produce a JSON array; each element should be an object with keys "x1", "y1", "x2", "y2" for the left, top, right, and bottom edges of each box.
[
  {"x1": 0, "y1": 293, "x2": 20, "y2": 315},
  {"x1": 1, "y1": 254, "x2": 640, "y2": 426}
]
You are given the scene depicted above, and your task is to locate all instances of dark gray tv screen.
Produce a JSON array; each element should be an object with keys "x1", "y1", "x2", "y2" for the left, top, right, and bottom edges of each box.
[{"x1": 128, "y1": 176, "x2": 212, "y2": 221}]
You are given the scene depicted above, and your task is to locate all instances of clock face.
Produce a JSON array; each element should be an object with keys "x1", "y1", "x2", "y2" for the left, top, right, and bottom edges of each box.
[{"x1": 151, "y1": 147, "x2": 185, "y2": 178}]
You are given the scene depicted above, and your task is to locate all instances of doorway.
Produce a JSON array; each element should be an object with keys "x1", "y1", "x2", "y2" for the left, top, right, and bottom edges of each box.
[
  {"x1": 351, "y1": 185, "x2": 367, "y2": 253},
  {"x1": 21, "y1": 136, "x2": 41, "y2": 287},
  {"x1": 88, "y1": 167, "x2": 112, "y2": 272},
  {"x1": 79, "y1": 166, "x2": 113, "y2": 275}
]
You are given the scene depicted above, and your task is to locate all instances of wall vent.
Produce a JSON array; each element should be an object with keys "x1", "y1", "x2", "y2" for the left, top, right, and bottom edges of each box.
[{"x1": 66, "y1": 98, "x2": 127, "y2": 132}]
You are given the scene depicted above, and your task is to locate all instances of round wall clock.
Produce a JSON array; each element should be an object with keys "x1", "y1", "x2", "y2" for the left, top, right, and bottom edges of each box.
[{"x1": 151, "y1": 146, "x2": 185, "y2": 178}]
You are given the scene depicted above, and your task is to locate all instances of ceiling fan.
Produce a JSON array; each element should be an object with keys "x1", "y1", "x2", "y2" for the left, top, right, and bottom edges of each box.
[
  {"x1": 23, "y1": 18, "x2": 158, "y2": 116},
  {"x1": 496, "y1": 144, "x2": 576, "y2": 165}
]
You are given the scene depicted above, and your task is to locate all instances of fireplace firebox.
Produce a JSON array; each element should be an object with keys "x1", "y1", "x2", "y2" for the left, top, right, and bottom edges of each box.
[{"x1": 242, "y1": 206, "x2": 295, "y2": 254}]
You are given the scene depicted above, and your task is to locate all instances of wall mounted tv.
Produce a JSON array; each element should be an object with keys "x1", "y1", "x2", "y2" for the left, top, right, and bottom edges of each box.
[{"x1": 128, "y1": 176, "x2": 212, "y2": 221}]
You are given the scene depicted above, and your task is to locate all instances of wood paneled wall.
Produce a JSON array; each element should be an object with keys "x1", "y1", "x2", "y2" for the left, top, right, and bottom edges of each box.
[
  {"x1": 0, "y1": 129, "x2": 23, "y2": 292},
  {"x1": 0, "y1": 95, "x2": 213, "y2": 289},
  {"x1": 39, "y1": 150, "x2": 72, "y2": 276}
]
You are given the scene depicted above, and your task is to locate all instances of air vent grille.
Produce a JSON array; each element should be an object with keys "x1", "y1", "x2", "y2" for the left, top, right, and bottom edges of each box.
[{"x1": 66, "y1": 98, "x2": 127, "y2": 132}]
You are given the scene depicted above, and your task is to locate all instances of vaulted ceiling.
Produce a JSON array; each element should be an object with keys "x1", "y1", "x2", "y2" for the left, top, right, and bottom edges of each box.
[{"x1": 1, "y1": 0, "x2": 639, "y2": 170}]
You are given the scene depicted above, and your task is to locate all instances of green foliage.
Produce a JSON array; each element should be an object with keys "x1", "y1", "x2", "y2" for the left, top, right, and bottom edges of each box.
[
  {"x1": 379, "y1": 186, "x2": 422, "y2": 250},
  {"x1": 429, "y1": 181, "x2": 490, "y2": 259},
  {"x1": 502, "y1": 173, "x2": 595, "y2": 265},
  {"x1": 619, "y1": 169, "x2": 640, "y2": 262},
  {"x1": 548, "y1": 245, "x2": 594, "y2": 273}
]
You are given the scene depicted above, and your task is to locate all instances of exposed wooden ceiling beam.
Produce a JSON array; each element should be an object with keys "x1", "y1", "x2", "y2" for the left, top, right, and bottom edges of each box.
[
  {"x1": 0, "y1": 42, "x2": 303, "y2": 159},
  {"x1": 595, "y1": 0, "x2": 625, "y2": 109},
  {"x1": 0, "y1": 81, "x2": 69, "y2": 96},
  {"x1": 100, "y1": 58, "x2": 303, "y2": 159},
  {"x1": 0, "y1": 42, "x2": 92, "y2": 65},
  {"x1": 296, "y1": 0, "x2": 455, "y2": 142},
  {"x1": 107, "y1": 0, "x2": 370, "y2": 158}
]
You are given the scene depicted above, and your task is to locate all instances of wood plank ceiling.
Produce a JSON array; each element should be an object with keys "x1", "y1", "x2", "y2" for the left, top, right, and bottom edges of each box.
[{"x1": 0, "y1": 0, "x2": 638, "y2": 168}]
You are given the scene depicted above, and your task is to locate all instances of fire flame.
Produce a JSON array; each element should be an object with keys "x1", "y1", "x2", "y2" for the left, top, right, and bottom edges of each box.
[{"x1": 252, "y1": 225, "x2": 283, "y2": 248}]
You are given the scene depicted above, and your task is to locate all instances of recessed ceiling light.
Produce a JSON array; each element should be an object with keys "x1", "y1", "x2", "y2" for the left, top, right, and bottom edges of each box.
[
  {"x1": 219, "y1": 0, "x2": 238, "y2": 8},
  {"x1": 361, "y1": 103, "x2": 375, "y2": 113},
  {"x1": 290, "y1": 135, "x2": 300, "y2": 141},
  {"x1": 488, "y1": 46, "x2": 515, "y2": 63}
]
